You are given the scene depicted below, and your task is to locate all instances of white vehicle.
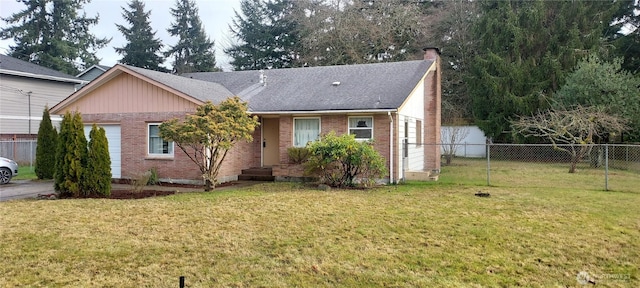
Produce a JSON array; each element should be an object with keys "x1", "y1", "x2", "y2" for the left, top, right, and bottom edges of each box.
[{"x1": 0, "y1": 157, "x2": 19, "y2": 184}]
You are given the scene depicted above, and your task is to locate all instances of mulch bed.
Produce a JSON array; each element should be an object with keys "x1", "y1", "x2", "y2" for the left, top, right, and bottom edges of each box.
[
  {"x1": 41, "y1": 181, "x2": 242, "y2": 200},
  {"x1": 108, "y1": 190, "x2": 177, "y2": 199},
  {"x1": 104, "y1": 181, "x2": 239, "y2": 200}
]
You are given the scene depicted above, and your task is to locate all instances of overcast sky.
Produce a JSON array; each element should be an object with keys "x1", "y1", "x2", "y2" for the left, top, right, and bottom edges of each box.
[{"x1": 0, "y1": 0, "x2": 242, "y2": 72}]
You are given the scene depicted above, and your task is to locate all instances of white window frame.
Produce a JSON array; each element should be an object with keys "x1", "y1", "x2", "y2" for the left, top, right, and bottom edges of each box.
[
  {"x1": 147, "y1": 123, "x2": 174, "y2": 157},
  {"x1": 293, "y1": 117, "x2": 321, "y2": 147},
  {"x1": 348, "y1": 116, "x2": 374, "y2": 141}
]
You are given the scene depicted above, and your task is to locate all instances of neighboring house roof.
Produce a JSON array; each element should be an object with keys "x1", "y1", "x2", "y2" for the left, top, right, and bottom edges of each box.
[
  {"x1": 76, "y1": 64, "x2": 111, "y2": 78},
  {"x1": 185, "y1": 60, "x2": 433, "y2": 113},
  {"x1": 0, "y1": 54, "x2": 85, "y2": 84}
]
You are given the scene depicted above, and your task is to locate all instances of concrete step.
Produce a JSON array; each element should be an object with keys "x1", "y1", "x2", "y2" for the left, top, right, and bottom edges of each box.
[
  {"x1": 241, "y1": 167, "x2": 273, "y2": 176},
  {"x1": 239, "y1": 167, "x2": 274, "y2": 181},
  {"x1": 238, "y1": 174, "x2": 275, "y2": 181}
]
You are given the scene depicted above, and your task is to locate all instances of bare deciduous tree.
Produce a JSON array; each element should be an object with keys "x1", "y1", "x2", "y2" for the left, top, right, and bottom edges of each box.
[
  {"x1": 441, "y1": 126, "x2": 470, "y2": 165},
  {"x1": 296, "y1": 0, "x2": 434, "y2": 66},
  {"x1": 511, "y1": 106, "x2": 627, "y2": 173}
]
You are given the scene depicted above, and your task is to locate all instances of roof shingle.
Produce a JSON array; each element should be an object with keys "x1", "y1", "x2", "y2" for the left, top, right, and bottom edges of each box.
[
  {"x1": 0, "y1": 54, "x2": 80, "y2": 82},
  {"x1": 184, "y1": 60, "x2": 433, "y2": 112},
  {"x1": 123, "y1": 65, "x2": 234, "y2": 103}
]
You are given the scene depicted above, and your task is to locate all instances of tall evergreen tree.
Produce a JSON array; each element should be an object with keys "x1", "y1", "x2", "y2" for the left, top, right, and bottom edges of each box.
[
  {"x1": 115, "y1": 0, "x2": 166, "y2": 71},
  {"x1": 432, "y1": 0, "x2": 480, "y2": 123},
  {"x1": 54, "y1": 111, "x2": 88, "y2": 198},
  {"x1": 35, "y1": 106, "x2": 58, "y2": 179},
  {"x1": 84, "y1": 124, "x2": 112, "y2": 197},
  {"x1": 609, "y1": 0, "x2": 640, "y2": 74},
  {"x1": 166, "y1": 0, "x2": 218, "y2": 74},
  {"x1": 467, "y1": 0, "x2": 621, "y2": 142},
  {"x1": 0, "y1": 0, "x2": 110, "y2": 75},
  {"x1": 226, "y1": 0, "x2": 302, "y2": 70}
]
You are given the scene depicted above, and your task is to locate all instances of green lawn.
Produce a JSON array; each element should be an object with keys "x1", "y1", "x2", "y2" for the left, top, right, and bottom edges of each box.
[
  {"x1": 442, "y1": 157, "x2": 640, "y2": 193},
  {"x1": 1, "y1": 165, "x2": 638, "y2": 287},
  {"x1": 13, "y1": 165, "x2": 36, "y2": 180}
]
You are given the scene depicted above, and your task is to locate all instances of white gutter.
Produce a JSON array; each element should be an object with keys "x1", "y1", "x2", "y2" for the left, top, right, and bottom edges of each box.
[
  {"x1": 388, "y1": 111, "x2": 394, "y2": 184},
  {"x1": 1, "y1": 69, "x2": 87, "y2": 84},
  {"x1": 251, "y1": 109, "x2": 397, "y2": 115},
  {"x1": 0, "y1": 115, "x2": 63, "y2": 121}
]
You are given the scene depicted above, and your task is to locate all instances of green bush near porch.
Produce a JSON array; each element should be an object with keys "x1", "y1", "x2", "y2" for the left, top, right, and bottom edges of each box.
[{"x1": 305, "y1": 132, "x2": 387, "y2": 187}]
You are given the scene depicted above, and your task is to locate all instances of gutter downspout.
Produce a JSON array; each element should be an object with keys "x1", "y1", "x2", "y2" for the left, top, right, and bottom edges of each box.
[{"x1": 388, "y1": 111, "x2": 394, "y2": 184}]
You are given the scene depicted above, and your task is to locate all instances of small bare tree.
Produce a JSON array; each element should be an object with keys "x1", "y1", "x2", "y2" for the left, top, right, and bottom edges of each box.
[
  {"x1": 441, "y1": 103, "x2": 470, "y2": 165},
  {"x1": 159, "y1": 97, "x2": 259, "y2": 191},
  {"x1": 441, "y1": 126, "x2": 470, "y2": 165},
  {"x1": 511, "y1": 106, "x2": 627, "y2": 173}
]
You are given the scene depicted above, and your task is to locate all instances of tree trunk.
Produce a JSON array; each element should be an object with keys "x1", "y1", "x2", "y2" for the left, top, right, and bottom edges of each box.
[
  {"x1": 589, "y1": 146, "x2": 603, "y2": 168},
  {"x1": 569, "y1": 155, "x2": 578, "y2": 173},
  {"x1": 204, "y1": 179, "x2": 214, "y2": 191},
  {"x1": 569, "y1": 158, "x2": 578, "y2": 173}
]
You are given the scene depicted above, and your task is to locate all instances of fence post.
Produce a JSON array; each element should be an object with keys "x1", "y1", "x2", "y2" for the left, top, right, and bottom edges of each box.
[
  {"x1": 605, "y1": 144, "x2": 609, "y2": 191},
  {"x1": 30, "y1": 140, "x2": 34, "y2": 171},
  {"x1": 486, "y1": 143, "x2": 491, "y2": 186}
]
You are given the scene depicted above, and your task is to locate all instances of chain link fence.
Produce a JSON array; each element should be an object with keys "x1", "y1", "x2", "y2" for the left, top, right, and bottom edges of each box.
[
  {"x1": 404, "y1": 143, "x2": 640, "y2": 193},
  {"x1": 0, "y1": 140, "x2": 37, "y2": 166}
]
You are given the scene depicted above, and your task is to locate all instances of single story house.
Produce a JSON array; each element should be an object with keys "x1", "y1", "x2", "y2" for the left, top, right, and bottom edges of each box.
[
  {"x1": 50, "y1": 48, "x2": 441, "y2": 183},
  {"x1": 0, "y1": 54, "x2": 85, "y2": 139}
]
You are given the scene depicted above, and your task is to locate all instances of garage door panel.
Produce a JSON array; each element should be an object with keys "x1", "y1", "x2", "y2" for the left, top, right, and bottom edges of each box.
[{"x1": 84, "y1": 125, "x2": 121, "y2": 178}]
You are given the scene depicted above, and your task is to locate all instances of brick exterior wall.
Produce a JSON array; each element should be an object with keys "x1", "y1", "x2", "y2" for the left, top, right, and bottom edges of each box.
[
  {"x1": 82, "y1": 112, "x2": 260, "y2": 184},
  {"x1": 72, "y1": 51, "x2": 441, "y2": 184},
  {"x1": 272, "y1": 114, "x2": 393, "y2": 179},
  {"x1": 423, "y1": 48, "x2": 442, "y2": 173}
]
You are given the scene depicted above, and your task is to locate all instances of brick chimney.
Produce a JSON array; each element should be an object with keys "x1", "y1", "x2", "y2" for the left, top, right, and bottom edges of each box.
[
  {"x1": 423, "y1": 47, "x2": 440, "y2": 61},
  {"x1": 423, "y1": 47, "x2": 441, "y2": 174}
]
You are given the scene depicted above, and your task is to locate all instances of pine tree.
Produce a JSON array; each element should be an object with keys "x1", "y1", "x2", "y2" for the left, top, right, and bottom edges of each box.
[
  {"x1": 84, "y1": 124, "x2": 112, "y2": 197},
  {"x1": 226, "y1": 0, "x2": 302, "y2": 70},
  {"x1": 0, "y1": 0, "x2": 110, "y2": 75},
  {"x1": 609, "y1": 0, "x2": 640, "y2": 74},
  {"x1": 467, "y1": 0, "x2": 621, "y2": 142},
  {"x1": 54, "y1": 112, "x2": 70, "y2": 194},
  {"x1": 166, "y1": 0, "x2": 218, "y2": 74},
  {"x1": 35, "y1": 106, "x2": 58, "y2": 179},
  {"x1": 54, "y1": 111, "x2": 88, "y2": 197},
  {"x1": 115, "y1": 0, "x2": 166, "y2": 71}
]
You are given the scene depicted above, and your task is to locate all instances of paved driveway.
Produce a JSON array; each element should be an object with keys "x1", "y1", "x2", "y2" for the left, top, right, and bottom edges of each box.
[{"x1": 0, "y1": 180, "x2": 55, "y2": 201}]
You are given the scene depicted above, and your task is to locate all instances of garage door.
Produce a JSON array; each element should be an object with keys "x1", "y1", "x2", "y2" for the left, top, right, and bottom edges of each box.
[{"x1": 84, "y1": 125, "x2": 121, "y2": 178}]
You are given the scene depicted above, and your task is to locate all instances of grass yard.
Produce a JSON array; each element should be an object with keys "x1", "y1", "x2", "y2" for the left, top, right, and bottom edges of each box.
[
  {"x1": 443, "y1": 157, "x2": 640, "y2": 193},
  {"x1": 13, "y1": 165, "x2": 36, "y2": 181},
  {"x1": 1, "y1": 166, "x2": 639, "y2": 287}
]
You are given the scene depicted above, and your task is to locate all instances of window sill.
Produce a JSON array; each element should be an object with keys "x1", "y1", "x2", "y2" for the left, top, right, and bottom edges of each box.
[{"x1": 145, "y1": 155, "x2": 174, "y2": 161}]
